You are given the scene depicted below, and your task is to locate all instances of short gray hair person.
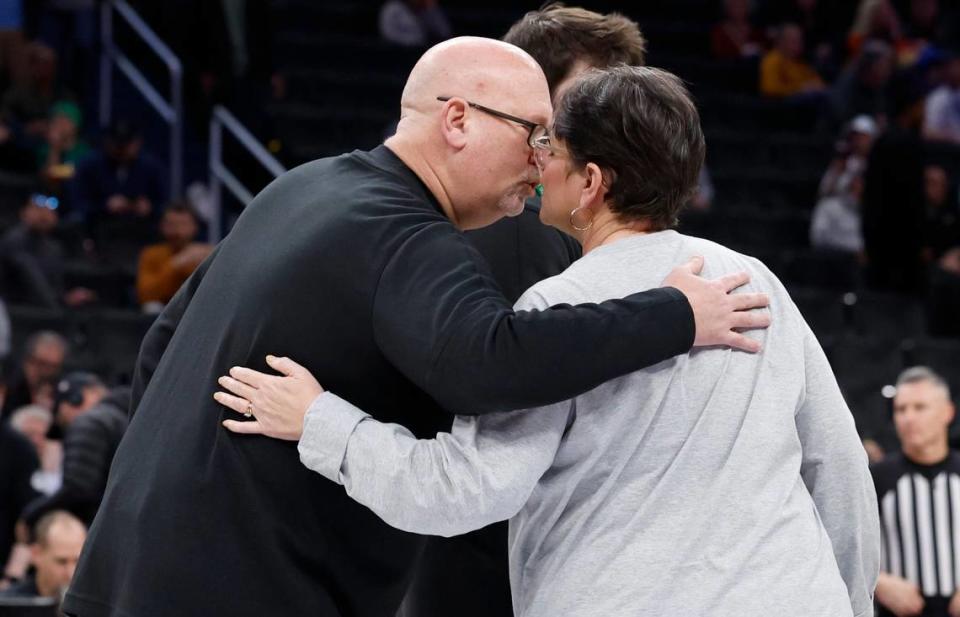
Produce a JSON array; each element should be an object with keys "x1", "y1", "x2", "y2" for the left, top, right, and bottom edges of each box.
[
  {"x1": 24, "y1": 330, "x2": 68, "y2": 357},
  {"x1": 896, "y1": 366, "x2": 952, "y2": 400}
]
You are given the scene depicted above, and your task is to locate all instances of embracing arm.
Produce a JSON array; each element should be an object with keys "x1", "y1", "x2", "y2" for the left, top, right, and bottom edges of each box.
[
  {"x1": 795, "y1": 322, "x2": 880, "y2": 617},
  {"x1": 372, "y1": 226, "x2": 767, "y2": 415},
  {"x1": 215, "y1": 357, "x2": 568, "y2": 536},
  {"x1": 298, "y1": 391, "x2": 569, "y2": 536}
]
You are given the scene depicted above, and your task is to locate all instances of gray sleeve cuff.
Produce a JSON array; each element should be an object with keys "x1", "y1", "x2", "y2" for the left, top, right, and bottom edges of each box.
[{"x1": 297, "y1": 392, "x2": 370, "y2": 483}]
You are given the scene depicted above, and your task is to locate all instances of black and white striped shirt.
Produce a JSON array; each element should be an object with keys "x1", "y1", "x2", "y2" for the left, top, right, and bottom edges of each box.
[{"x1": 872, "y1": 452, "x2": 960, "y2": 604}]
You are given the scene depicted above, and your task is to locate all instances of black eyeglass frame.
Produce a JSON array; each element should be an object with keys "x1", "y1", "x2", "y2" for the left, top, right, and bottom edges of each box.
[{"x1": 436, "y1": 96, "x2": 546, "y2": 148}]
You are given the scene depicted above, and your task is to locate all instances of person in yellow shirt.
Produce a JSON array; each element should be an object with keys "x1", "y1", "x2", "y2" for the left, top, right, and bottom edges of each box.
[
  {"x1": 760, "y1": 23, "x2": 825, "y2": 98},
  {"x1": 136, "y1": 202, "x2": 212, "y2": 312}
]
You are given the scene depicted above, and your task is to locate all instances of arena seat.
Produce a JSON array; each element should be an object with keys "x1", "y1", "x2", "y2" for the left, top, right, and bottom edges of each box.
[
  {"x1": 827, "y1": 334, "x2": 902, "y2": 448},
  {"x1": 900, "y1": 338, "x2": 960, "y2": 395}
]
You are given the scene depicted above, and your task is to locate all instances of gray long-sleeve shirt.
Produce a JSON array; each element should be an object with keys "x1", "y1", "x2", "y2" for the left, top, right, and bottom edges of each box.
[{"x1": 300, "y1": 230, "x2": 880, "y2": 617}]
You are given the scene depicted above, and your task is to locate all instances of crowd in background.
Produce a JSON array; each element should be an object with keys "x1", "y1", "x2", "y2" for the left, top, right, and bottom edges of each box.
[{"x1": 0, "y1": 0, "x2": 958, "y2": 610}]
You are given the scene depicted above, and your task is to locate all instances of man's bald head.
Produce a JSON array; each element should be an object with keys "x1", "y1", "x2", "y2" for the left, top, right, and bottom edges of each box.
[
  {"x1": 387, "y1": 37, "x2": 552, "y2": 230},
  {"x1": 399, "y1": 36, "x2": 549, "y2": 123}
]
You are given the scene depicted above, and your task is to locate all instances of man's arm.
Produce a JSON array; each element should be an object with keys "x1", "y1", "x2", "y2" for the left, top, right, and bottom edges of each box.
[
  {"x1": 298, "y1": 391, "x2": 569, "y2": 537},
  {"x1": 795, "y1": 321, "x2": 880, "y2": 617},
  {"x1": 373, "y1": 225, "x2": 765, "y2": 416},
  {"x1": 131, "y1": 244, "x2": 220, "y2": 416}
]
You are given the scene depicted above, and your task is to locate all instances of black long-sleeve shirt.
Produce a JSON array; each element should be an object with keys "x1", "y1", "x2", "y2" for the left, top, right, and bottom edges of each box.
[
  {"x1": 466, "y1": 197, "x2": 581, "y2": 304},
  {"x1": 64, "y1": 146, "x2": 694, "y2": 617}
]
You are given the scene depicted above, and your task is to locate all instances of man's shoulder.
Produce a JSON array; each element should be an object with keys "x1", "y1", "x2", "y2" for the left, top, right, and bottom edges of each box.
[{"x1": 261, "y1": 149, "x2": 443, "y2": 221}]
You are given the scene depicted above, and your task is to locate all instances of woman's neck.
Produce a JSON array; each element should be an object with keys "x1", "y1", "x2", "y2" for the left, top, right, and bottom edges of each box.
[{"x1": 580, "y1": 210, "x2": 652, "y2": 254}]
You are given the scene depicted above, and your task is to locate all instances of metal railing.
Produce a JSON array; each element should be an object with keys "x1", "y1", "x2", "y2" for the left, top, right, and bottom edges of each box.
[
  {"x1": 207, "y1": 105, "x2": 287, "y2": 242},
  {"x1": 99, "y1": 0, "x2": 183, "y2": 198}
]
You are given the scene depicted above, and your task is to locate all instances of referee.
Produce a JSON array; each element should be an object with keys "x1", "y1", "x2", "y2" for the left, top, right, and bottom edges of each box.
[{"x1": 874, "y1": 366, "x2": 960, "y2": 617}]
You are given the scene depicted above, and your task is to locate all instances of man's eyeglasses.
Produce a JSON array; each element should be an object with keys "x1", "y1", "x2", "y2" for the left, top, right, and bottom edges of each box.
[
  {"x1": 436, "y1": 96, "x2": 547, "y2": 148},
  {"x1": 29, "y1": 194, "x2": 59, "y2": 211}
]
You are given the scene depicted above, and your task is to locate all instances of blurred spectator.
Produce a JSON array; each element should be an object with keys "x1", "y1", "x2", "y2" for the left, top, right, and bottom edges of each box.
[
  {"x1": 379, "y1": 0, "x2": 452, "y2": 47},
  {"x1": 0, "y1": 422, "x2": 37, "y2": 584},
  {"x1": 920, "y1": 165, "x2": 960, "y2": 261},
  {"x1": 22, "y1": 386, "x2": 129, "y2": 527},
  {"x1": 50, "y1": 372, "x2": 106, "y2": 439},
  {"x1": 760, "y1": 0, "x2": 842, "y2": 61},
  {"x1": 902, "y1": 0, "x2": 939, "y2": 39},
  {"x1": 0, "y1": 191, "x2": 95, "y2": 309},
  {"x1": 759, "y1": 23, "x2": 825, "y2": 97},
  {"x1": 819, "y1": 114, "x2": 878, "y2": 198},
  {"x1": 827, "y1": 40, "x2": 894, "y2": 130},
  {"x1": 810, "y1": 172, "x2": 865, "y2": 253},
  {"x1": 136, "y1": 201, "x2": 212, "y2": 312},
  {"x1": 710, "y1": 0, "x2": 765, "y2": 60},
  {"x1": 8, "y1": 405, "x2": 61, "y2": 496},
  {"x1": 810, "y1": 116, "x2": 877, "y2": 254},
  {"x1": 0, "y1": 330, "x2": 67, "y2": 421},
  {"x1": 922, "y1": 52, "x2": 960, "y2": 144},
  {"x1": 848, "y1": 0, "x2": 903, "y2": 57},
  {"x1": 36, "y1": 101, "x2": 89, "y2": 188},
  {"x1": 862, "y1": 118, "x2": 925, "y2": 291},
  {"x1": 924, "y1": 166, "x2": 960, "y2": 337},
  {"x1": 0, "y1": 510, "x2": 85, "y2": 601},
  {"x1": 872, "y1": 367, "x2": 959, "y2": 616},
  {"x1": 70, "y1": 118, "x2": 165, "y2": 264},
  {"x1": 929, "y1": 246, "x2": 960, "y2": 337}
]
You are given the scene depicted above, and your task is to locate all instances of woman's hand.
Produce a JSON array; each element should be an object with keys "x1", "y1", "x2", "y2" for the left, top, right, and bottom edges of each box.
[{"x1": 214, "y1": 355, "x2": 324, "y2": 441}]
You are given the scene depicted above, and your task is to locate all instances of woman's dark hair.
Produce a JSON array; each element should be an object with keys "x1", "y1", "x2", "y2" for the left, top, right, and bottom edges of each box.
[{"x1": 553, "y1": 65, "x2": 706, "y2": 230}]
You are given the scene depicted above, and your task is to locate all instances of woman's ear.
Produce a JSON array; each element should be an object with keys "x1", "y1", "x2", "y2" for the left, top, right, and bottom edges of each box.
[
  {"x1": 579, "y1": 162, "x2": 607, "y2": 209},
  {"x1": 439, "y1": 98, "x2": 468, "y2": 149}
]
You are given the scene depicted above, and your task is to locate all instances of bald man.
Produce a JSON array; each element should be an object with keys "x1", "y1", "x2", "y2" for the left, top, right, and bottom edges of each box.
[
  {"x1": 62, "y1": 38, "x2": 767, "y2": 617},
  {"x1": 0, "y1": 510, "x2": 86, "y2": 601}
]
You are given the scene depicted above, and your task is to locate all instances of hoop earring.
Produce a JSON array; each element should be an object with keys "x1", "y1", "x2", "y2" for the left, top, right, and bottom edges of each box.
[{"x1": 569, "y1": 206, "x2": 594, "y2": 231}]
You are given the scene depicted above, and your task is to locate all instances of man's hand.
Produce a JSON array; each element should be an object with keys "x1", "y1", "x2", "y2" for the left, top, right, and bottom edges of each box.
[
  {"x1": 876, "y1": 572, "x2": 924, "y2": 617},
  {"x1": 662, "y1": 256, "x2": 770, "y2": 353}
]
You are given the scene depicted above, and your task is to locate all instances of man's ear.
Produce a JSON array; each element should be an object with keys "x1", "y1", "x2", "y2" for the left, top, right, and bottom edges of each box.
[
  {"x1": 579, "y1": 162, "x2": 607, "y2": 210},
  {"x1": 439, "y1": 98, "x2": 469, "y2": 150}
]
